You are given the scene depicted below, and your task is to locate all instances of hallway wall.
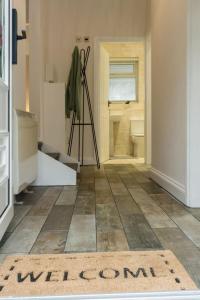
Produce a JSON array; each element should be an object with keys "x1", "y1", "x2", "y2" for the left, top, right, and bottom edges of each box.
[
  {"x1": 29, "y1": 0, "x2": 148, "y2": 162},
  {"x1": 150, "y1": 0, "x2": 187, "y2": 202}
]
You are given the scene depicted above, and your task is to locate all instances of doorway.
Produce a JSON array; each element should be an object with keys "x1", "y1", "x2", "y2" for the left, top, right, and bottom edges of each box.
[{"x1": 94, "y1": 39, "x2": 149, "y2": 166}]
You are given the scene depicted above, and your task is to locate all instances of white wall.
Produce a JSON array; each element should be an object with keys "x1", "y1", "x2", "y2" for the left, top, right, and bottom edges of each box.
[
  {"x1": 29, "y1": 0, "x2": 47, "y2": 138},
  {"x1": 187, "y1": 0, "x2": 200, "y2": 207},
  {"x1": 29, "y1": 0, "x2": 148, "y2": 162},
  {"x1": 12, "y1": 0, "x2": 27, "y2": 111},
  {"x1": 150, "y1": 0, "x2": 188, "y2": 203}
]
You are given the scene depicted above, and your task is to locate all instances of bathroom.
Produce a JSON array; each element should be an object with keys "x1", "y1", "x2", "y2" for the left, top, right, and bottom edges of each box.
[{"x1": 101, "y1": 42, "x2": 145, "y2": 163}]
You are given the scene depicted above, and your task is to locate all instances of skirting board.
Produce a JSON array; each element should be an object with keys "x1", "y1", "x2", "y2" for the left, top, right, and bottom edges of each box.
[{"x1": 150, "y1": 168, "x2": 186, "y2": 205}]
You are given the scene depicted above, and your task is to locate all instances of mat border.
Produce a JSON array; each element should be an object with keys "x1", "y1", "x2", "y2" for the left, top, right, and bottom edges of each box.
[{"x1": 0, "y1": 291, "x2": 200, "y2": 300}]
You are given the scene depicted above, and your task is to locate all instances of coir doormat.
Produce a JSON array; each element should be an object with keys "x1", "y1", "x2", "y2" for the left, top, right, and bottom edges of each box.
[{"x1": 0, "y1": 251, "x2": 197, "y2": 297}]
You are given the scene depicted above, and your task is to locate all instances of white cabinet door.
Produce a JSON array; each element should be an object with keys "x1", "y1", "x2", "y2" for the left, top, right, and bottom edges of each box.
[{"x1": 0, "y1": 0, "x2": 13, "y2": 240}]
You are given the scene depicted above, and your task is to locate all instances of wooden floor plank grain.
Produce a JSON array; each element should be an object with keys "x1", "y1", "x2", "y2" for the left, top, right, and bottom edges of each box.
[
  {"x1": 42, "y1": 206, "x2": 74, "y2": 232},
  {"x1": 31, "y1": 230, "x2": 67, "y2": 254},
  {"x1": 97, "y1": 229, "x2": 129, "y2": 252},
  {"x1": 0, "y1": 216, "x2": 47, "y2": 254},
  {"x1": 96, "y1": 203, "x2": 123, "y2": 232},
  {"x1": 152, "y1": 194, "x2": 200, "y2": 247},
  {"x1": 56, "y1": 190, "x2": 77, "y2": 206},
  {"x1": 121, "y1": 214, "x2": 162, "y2": 250},
  {"x1": 129, "y1": 188, "x2": 177, "y2": 228},
  {"x1": 65, "y1": 215, "x2": 96, "y2": 252},
  {"x1": 6, "y1": 205, "x2": 32, "y2": 233},
  {"x1": 154, "y1": 227, "x2": 200, "y2": 287},
  {"x1": 2, "y1": 163, "x2": 200, "y2": 288}
]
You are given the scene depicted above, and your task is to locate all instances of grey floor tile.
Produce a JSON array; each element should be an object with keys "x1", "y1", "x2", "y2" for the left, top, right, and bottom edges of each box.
[
  {"x1": 121, "y1": 214, "x2": 162, "y2": 250},
  {"x1": 152, "y1": 194, "x2": 200, "y2": 246},
  {"x1": 96, "y1": 195, "x2": 114, "y2": 204},
  {"x1": 56, "y1": 190, "x2": 77, "y2": 206},
  {"x1": 28, "y1": 195, "x2": 56, "y2": 216},
  {"x1": 31, "y1": 230, "x2": 67, "y2": 254},
  {"x1": 0, "y1": 216, "x2": 47, "y2": 254},
  {"x1": 114, "y1": 195, "x2": 142, "y2": 215},
  {"x1": 109, "y1": 182, "x2": 130, "y2": 196},
  {"x1": 129, "y1": 188, "x2": 177, "y2": 228},
  {"x1": 65, "y1": 215, "x2": 96, "y2": 252},
  {"x1": 155, "y1": 227, "x2": 200, "y2": 288},
  {"x1": 97, "y1": 229, "x2": 129, "y2": 252},
  {"x1": 7, "y1": 205, "x2": 32, "y2": 233},
  {"x1": 96, "y1": 203, "x2": 123, "y2": 231},
  {"x1": 120, "y1": 173, "x2": 139, "y2": 188},
  {"x1": 95, "y1": 177, "x2": 110, "y2": 192},
  {"x1": 42, "y1": 206, "x2": 74, "y2": 231},
  {"x1": 74, "y1": 193, "x2": 95, "y2": 215},
  {"x1": 42, "y1": 187, "x2": 63, "y2": 198},
  {"x1": 131, "y1": 172, "x2": 151, "y2": 184},
  {"x1": 140, "y1": 181, "x2": 165, "y2": 194}
]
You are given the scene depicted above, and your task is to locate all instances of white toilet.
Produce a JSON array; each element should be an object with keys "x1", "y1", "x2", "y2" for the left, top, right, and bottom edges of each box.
[{"x1": 130, "y1": 119, "x2": 144, "y2": 158}]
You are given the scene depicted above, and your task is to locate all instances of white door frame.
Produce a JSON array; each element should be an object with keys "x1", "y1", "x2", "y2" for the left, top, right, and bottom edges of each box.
[
  {"x1": 1, "y1": 290, "x2": 200, "y2": 300},
  {"x1": 94, "y1": 36, "x2": 151, "y2": 164},
  {"x1": 0, "y1": 0, "x2": 14, "y2": 240}
]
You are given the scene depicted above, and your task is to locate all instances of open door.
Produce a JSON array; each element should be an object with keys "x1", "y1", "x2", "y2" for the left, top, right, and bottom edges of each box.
[
  {"x1": 0, "y1": 0, "x2": 13, "y2": 240},
  {"x1": 99, "y1": 45, "x2": 110, "y2": 162}
]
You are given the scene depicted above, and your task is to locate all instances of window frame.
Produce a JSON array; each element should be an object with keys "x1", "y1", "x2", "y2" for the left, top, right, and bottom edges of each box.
[{"x1": 109, "y1": 57, "x2": 139, "y2": 103}]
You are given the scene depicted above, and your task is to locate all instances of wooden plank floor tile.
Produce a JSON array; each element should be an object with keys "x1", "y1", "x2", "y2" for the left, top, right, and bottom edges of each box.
[
  {"x1": 119, "y1": 173, "x2": 139, "y2": 189},
  {"x1": 114, "y1": 195, "x2": 142, "y2": 215},
  {"x1": 152, "y1": 194, "x2": 200, "y2": 247},
  {"x1": 151, "y1": 193, "x2": 187, "y2": 216},
  {"x1": 154, "y1": 227, "x2": 200, "y2": 288},
  {"x1": 140, "y1": 181, "x2": 165, "y2": 194},
  {"x1": 129, "y1": 188, "x2": 177, "y2": 228},
  {"x1": 97, "y1": 229, "x2": 129, "y2": 252},
  {"x1": 186, "y1": 207, "x2": 200, "y2": 221},
  {"x1": 28, "y1": 195, "x2": 56, "y2": 216},
  {"x1": 95, "y1": 177, "x2": 110, "y2": 192},
  {"x1": 96, "y1": 195, "x2": 114, "y2": 205},
  {"x1": 109, "y1": 182, "x2": 130, "y2": 196},
  {"x1": 121, "y1": 214, "x2": 162, "y2": 250},
  {"x1": 31, "y1": 230, "x2": 67, "y2": 254},
  {"x1": 42, "y1": 187, "x2": 63, "y2": 198},
  {"x1": 130, "y1": 171, "x2": 151, "y2": 184},
  {"x1": 56, "y1": 190, "x2": 77, "y2": 206},
  {"x1": 0, "y1": 216, "x2": 47, "y2": 254},
  {"x1": 65, "y1": 215, "x2": 96, "y2": 252},
  {"x1": 96, "y1": 203, "x2": 123, "y2": 231},
  {"x1": 74, "y1": 193, "x2": 95, "y2": 215},
  {"x1": 42, "y1": 206, "x2": 74, "y2": 231},
  {"x1": 6, "y1": 205, "x2": 32, "y2": 233}
]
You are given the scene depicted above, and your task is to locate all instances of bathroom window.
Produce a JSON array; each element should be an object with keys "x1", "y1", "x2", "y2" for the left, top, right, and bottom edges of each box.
[{"x1": 109, "y1": 59, "x2": 139, "y2": 102}]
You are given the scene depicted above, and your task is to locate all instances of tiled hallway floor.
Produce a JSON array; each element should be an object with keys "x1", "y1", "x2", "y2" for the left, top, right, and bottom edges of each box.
[{"x1": 1, "y1": 163, "x2": 200, "y2": 287}]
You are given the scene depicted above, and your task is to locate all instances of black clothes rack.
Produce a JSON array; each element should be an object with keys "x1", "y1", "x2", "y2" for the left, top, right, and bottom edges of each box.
[{"x1": 67, "y1": 46, "x2": 100, "y2": 169}]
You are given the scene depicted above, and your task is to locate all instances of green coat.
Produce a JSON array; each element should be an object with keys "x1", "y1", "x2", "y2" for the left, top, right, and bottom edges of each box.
[{"x1": 65, "y1": 46, "x2": 81, "y2": 120}]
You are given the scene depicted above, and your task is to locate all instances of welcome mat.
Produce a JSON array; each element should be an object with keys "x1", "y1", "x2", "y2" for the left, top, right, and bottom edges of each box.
[{"x1": 0, "y1": 251, "x2": 197, "y2": 297}]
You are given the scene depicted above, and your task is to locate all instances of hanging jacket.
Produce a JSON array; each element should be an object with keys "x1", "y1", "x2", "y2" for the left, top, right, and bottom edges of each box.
[{"x1": 65, "y1": 46, "x2": 81, "y2": 120}]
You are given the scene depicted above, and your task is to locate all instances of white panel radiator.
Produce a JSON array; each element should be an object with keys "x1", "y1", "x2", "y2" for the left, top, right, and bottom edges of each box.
[{"x1": 13, "y1": 110, "x2": 38, "y2": 195}]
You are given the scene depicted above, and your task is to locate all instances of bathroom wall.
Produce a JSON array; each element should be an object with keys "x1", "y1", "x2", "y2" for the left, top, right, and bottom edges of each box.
[
  {"x1": 28, "y1": 0, "x2": 148, "y2": 162},
  {"x1": 103, "y1": 42, "x2": 145, "y2": 157}
]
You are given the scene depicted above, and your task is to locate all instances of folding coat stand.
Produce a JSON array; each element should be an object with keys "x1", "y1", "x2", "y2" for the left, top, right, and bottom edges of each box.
[{"x1": 67, "y1": 46, "x2": 100, "y2": 169}]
